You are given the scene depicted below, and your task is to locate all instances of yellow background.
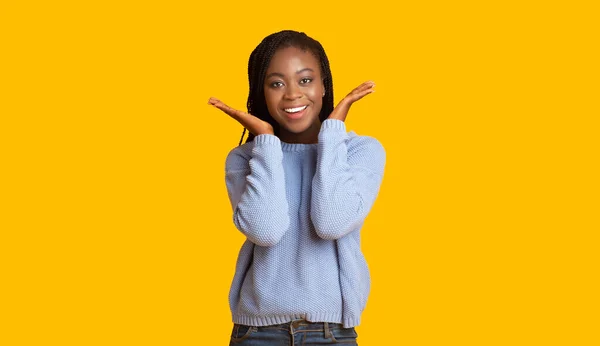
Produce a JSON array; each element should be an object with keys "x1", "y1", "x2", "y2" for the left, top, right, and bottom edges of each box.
[{"x1": 1, "y1": 0, "x2": 598, "y2": 345}]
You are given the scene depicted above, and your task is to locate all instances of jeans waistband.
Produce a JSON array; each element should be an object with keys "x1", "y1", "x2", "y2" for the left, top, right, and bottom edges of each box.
[{"x1": 266, "y1": 319, "x2": 344, "y2": 336}]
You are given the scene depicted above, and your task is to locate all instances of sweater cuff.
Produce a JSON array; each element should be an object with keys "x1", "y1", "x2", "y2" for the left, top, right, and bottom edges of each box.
[
  {"x1": 254, "y1": 134, "x2": 281, "y2": 146},
  {"x1": 320, "y1": 119, "x2": 347, "y2": 132}
]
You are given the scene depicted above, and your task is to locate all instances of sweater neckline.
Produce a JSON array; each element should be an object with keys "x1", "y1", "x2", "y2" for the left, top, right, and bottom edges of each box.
[{"x1": 280, "y1": 141, "x2": 318, "y2": 152}]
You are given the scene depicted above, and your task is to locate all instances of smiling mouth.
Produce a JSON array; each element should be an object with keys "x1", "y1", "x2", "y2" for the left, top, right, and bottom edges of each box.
[
  {"x1": 282, "y1": 105, "x2": 308, "y2": 120},
  {"x1": 284, "y1": 105, "x2": 308, "y2": 113}
]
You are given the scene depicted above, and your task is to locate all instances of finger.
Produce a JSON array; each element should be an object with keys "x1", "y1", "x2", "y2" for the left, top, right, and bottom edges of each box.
[
  {"x1": 349, "y1": 88, "x2": 375, "y2": 103},
  {"x1": 347, "y1": 83, "x2": 375, "y2": 99},
  {"x1": 207, "y1": 96, "x2": 221, "y2": 106},
  {"x1": 350, "y1": 81, "x2": 376, "y2": 94},
  {"x1": 208, "y1": 97, "x2": 246, "y2": 119},
  {"x1": 346, "y1": 84, "x2": 375, "y2": 103}
]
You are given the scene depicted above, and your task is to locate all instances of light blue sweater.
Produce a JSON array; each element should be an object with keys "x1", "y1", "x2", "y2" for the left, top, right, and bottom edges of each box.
[{"x1": 224, "y1": 119, "x2": 386, "y2": 328}]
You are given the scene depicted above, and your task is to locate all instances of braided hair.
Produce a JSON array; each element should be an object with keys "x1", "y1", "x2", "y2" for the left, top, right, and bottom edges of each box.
[{"x1": 238, "y1": 30, "x2": 335, "y2": 145}]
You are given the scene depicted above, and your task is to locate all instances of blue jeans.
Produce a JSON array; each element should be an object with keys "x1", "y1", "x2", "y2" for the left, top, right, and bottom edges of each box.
[{"x1": 229, "y1": 319, "x2": 358, "y2": 345}]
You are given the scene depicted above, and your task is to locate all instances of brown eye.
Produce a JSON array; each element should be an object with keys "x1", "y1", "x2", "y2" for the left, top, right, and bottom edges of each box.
[
  {"x1": 270, "y1": 81, "x2": 284, "y2": 88},
  {"x1": 300, "y1": 78, "x2": 312, "y2": 84}
]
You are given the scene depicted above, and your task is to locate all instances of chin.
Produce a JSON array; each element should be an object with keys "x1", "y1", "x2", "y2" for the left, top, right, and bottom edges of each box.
[{"x1": 286, "y1": 119, "x2": 320, "y2": 133}]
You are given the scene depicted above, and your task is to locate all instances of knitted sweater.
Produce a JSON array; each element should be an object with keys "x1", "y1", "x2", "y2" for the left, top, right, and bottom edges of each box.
[{"x1": 224, "y1": 119, "x2": 386, "y2": 328}]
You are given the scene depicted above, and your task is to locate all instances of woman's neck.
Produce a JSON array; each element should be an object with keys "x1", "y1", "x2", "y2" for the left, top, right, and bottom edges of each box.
[{"x1": 278, "y1": 121, "x2": 321, "y2": 144}]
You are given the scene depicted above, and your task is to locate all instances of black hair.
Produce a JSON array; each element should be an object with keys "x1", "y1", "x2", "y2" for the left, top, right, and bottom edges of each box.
[{"x1": 238, "y1": 30, "x2": 334, "y2": 145}]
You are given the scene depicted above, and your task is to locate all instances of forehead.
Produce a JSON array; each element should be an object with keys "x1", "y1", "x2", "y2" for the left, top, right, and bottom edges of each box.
[{"x1": 266, "y1": 46, "x2": 321, "y2": 75}]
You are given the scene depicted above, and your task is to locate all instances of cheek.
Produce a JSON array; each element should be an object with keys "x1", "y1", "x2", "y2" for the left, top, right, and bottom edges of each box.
[
  {"x1": 264, "y1": 91, "x2": 279, "y2": 113},
  {"x1": 310, "y1": 95, "x2": 324, "y2": 119},
  {"x1": 311, "y1": 85, "x2": 324, "y2": 104},
  {"x1": 314, "y1": 98, "x2": 323, "y2": 116}
]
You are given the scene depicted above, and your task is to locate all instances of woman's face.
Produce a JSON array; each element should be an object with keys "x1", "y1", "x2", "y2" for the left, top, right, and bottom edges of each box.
[{"x1": 263, "y1": 46, "x2": 324, "y2": 143}]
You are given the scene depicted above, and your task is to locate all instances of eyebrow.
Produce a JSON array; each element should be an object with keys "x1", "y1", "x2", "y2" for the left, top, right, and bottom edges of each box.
[{"x1": 265, "y1": 68, "x2": 315, "y2": 79}]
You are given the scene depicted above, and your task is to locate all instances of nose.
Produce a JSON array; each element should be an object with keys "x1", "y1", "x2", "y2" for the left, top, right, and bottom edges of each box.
[{"x1": 284, "y1": 84, "x2": 302, "y2": 100}]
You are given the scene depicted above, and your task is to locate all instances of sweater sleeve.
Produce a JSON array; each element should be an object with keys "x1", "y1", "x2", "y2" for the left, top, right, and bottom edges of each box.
[
  {"x1": 225, "y1": 134, "x2": 290, "y2": 247},
  {"x1": 311, "y1": 119, "x2": 386, "y2": 240}
]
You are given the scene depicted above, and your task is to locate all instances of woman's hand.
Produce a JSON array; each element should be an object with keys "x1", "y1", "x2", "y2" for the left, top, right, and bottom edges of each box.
[
  {"x1": 327, "y1": 81, "x2": 375, "y2": 122},
  {"x1": 208, "y1": 97, "x2": 274, "y2": 136}
]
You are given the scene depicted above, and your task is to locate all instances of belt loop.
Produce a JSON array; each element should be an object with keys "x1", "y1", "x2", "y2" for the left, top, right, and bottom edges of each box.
[
  {"x1": 324, "y1": 322, "x2": 331, "y2": 338},
  {"x1": 290, "y1": 319, "x2": 300, "y2": 335}
]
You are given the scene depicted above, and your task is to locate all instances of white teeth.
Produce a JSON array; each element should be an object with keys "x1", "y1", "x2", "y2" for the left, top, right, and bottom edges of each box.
[{"x1": 284, "y1": 105, "x2": 307, "y2": 113}]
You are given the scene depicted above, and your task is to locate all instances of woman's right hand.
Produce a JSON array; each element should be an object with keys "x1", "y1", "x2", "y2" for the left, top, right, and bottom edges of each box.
[{"x1": 208, "y1": 97, "x2": 274, "y2": 136}]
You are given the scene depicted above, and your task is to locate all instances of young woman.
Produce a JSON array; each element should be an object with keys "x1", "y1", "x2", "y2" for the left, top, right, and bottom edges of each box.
[{"x1": 209, "y1": 30, "x2": 386, "y2": 345}]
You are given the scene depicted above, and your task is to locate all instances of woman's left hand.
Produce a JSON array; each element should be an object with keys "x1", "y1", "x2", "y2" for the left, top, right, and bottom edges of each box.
[{"x1": 327, "y1": 81, "x2": 375, "y2": 122}]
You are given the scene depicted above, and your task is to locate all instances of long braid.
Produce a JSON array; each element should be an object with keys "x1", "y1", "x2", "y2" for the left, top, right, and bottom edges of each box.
[
  {"x1": 314, "y1": 39, "x2": 334, "y2": 124},
  {"x1": 239, "y1": 30, "x2": 335, "y2": 145}
]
